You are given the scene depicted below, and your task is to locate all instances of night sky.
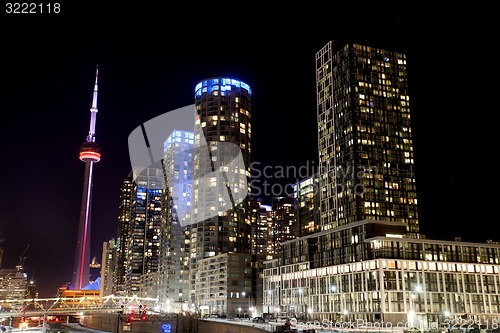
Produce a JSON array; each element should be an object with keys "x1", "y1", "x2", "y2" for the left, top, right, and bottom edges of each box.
[{"x1": 0, "y1": 5, "x2": 496, "y2": 297}]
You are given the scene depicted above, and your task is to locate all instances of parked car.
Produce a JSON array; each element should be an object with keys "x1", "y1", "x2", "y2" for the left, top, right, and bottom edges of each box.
[
  {"x1": 203, "y1": 313, "x2": 221, "y2": 319},
  {"x1": 252, "y1": 316, "x2": 265, "y2": 323}
]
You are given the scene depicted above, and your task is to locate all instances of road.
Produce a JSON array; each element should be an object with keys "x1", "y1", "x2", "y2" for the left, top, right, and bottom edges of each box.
[
  {"x1": 2, "y1": 323, "x2": 112, "y2": 333},
  {"x1": 204, "y1": 317, "x2": 283, "y2": 332}
]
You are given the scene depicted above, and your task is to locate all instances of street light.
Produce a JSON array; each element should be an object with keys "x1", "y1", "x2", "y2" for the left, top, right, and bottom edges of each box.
[
  {"x1": 408, "y1": 285, "x2": 423, "y2": 329},
  {"x1": 241, "y1": 291, "x2": 246, "y2": 317},
  {"x1": 307, "y1": 307, "x2": 313, "y2": 321},
  {"x1": 250, "y1": 292, "x2": 255, "y2": 306},
  {"x1": 408, "y1": 310, "x2": 416, "y2": 327},
  {"x1": 298, "y1": 288, "x2": 303, "y2": 317},
  {"x1": 276, "y1": 306, "x2": 281, "y2": 319},
  {"x1": 266, "y1": 290, "x2": 273, "y2": 314},
  {"x1": 241, "y1": 291, "x2": 252, "y2": 318}
]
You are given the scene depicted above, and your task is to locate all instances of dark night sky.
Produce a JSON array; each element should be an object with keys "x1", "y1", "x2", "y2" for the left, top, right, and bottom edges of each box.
[{"x1": 0, "y1": 5, "x2": 497, "y2": 297}]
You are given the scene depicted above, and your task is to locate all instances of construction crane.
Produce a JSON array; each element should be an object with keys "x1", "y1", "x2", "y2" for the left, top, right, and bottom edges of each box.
[{"x1": 17, "y1": 244, "x2": 30, "y2": 272}]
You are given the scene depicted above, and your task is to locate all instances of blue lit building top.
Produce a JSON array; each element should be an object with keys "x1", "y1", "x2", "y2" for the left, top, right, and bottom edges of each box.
[
  {"x1": 164, "y1": 130, "x2": 195, "y2": 153},
  {"x1": 195, "y1": 77, "x2": 252, "y2": 97},
  {"x1": 261, "y1": 204, "x2": 272, "y2": 212}
]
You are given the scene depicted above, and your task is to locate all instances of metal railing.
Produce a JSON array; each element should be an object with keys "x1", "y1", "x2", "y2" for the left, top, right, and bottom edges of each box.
[{"x1": 0, "y1": 295, "x2": 159, "y2": 318}]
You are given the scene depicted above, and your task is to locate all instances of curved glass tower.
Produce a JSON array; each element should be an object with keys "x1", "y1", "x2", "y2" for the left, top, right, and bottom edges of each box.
[{"x1": 190, "y1": 77, "x2": 252, "y2": 315}]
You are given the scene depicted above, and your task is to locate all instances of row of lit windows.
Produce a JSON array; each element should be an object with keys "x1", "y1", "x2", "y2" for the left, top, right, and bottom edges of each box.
[{"x1": 265, "y1": 260, "x2": 500, "y2": 286}]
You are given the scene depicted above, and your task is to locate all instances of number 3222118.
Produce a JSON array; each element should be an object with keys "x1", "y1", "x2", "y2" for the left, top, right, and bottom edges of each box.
[{"x1": 6, "y1": 3, "x2": 60, "y2": 14}]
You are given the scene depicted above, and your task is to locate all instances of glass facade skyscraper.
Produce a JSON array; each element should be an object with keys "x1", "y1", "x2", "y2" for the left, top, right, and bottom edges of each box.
[
  {"x1": 158, "y1": 130, "x2": 193, "y2": 312},
  {"x1": 120, "y1": 168, "x2": 164, "y2": 294},
  {"x1": 114, "y1": 174, "x2": 133, "y2": 295},
  {"x1": 316, "y1": 42, "x2": 419, "y2": 235}
]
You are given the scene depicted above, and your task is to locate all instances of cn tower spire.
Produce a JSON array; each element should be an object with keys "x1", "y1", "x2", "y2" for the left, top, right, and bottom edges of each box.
[
  {"x1": 87, "y1": 66, "x2": 98, "y2": 143},
  {"x1": 73, "y1": 66, "x2": 102, "y2": 290}
]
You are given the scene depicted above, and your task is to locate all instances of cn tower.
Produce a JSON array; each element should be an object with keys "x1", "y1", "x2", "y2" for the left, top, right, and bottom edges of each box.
[{"x1": 72, "y1": 66, "x2": 102, "y2": 289}]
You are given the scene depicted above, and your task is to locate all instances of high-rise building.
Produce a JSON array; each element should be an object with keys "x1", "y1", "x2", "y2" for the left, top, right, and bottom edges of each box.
[
  {"x1": 0, "y1": 268, "x2": 27, "y2": 300},
  {"x1": 316, "y1": 42, "x2": 418, "y2": 234},
  {"x1": 113, "y1": 167, "x2": 164, "y2": 297},
  {"x1": 100, "y1": 239, "x2": 116, "y2": 297},
  {"x1": 250, "y1": 198, "x2": 275, "y2": 317},
  {"x1": 162, "y1": 130, "x2": 194, "y2": 229},
  {"x1": 263, "y1": 41, "x2": 500, "y2": 326},
  {"x1": 124, "y1": 168, "x2": 164, "y2": 294},
  {"x1": 250, "y1": 199, "x2": 272, "y2": 256},
  {"x1": 72, "y1": 67, "x2": 101, "y2": 290},
  {"x1": 270, "y1": 196, "x2": 296, "y2": 254},
  {"x1": 114, "y1": 174, "x2": 133, "y2": 295},
  {"x1": 190, "y1": 77, "x2": 252, "y2": 316},
  {"x1": 158, "y1": 130, "x2": 193, "y2": 312},
  {"x1": 293, "y1": 175, "x2": 320, "y2": 237},
  {"x1": 113, "y1": 168, "x2": 165, "y2": 295}
]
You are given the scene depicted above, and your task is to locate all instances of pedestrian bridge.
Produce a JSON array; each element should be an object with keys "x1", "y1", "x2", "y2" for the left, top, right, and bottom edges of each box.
[{"x1": 0, "y1": 295, "x2": 159, "y2": 318}]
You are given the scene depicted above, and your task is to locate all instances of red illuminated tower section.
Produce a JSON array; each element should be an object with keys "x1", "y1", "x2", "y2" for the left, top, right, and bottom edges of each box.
[{"x1": 72, "y1": 66, "x2": 101, "y2": 290}]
